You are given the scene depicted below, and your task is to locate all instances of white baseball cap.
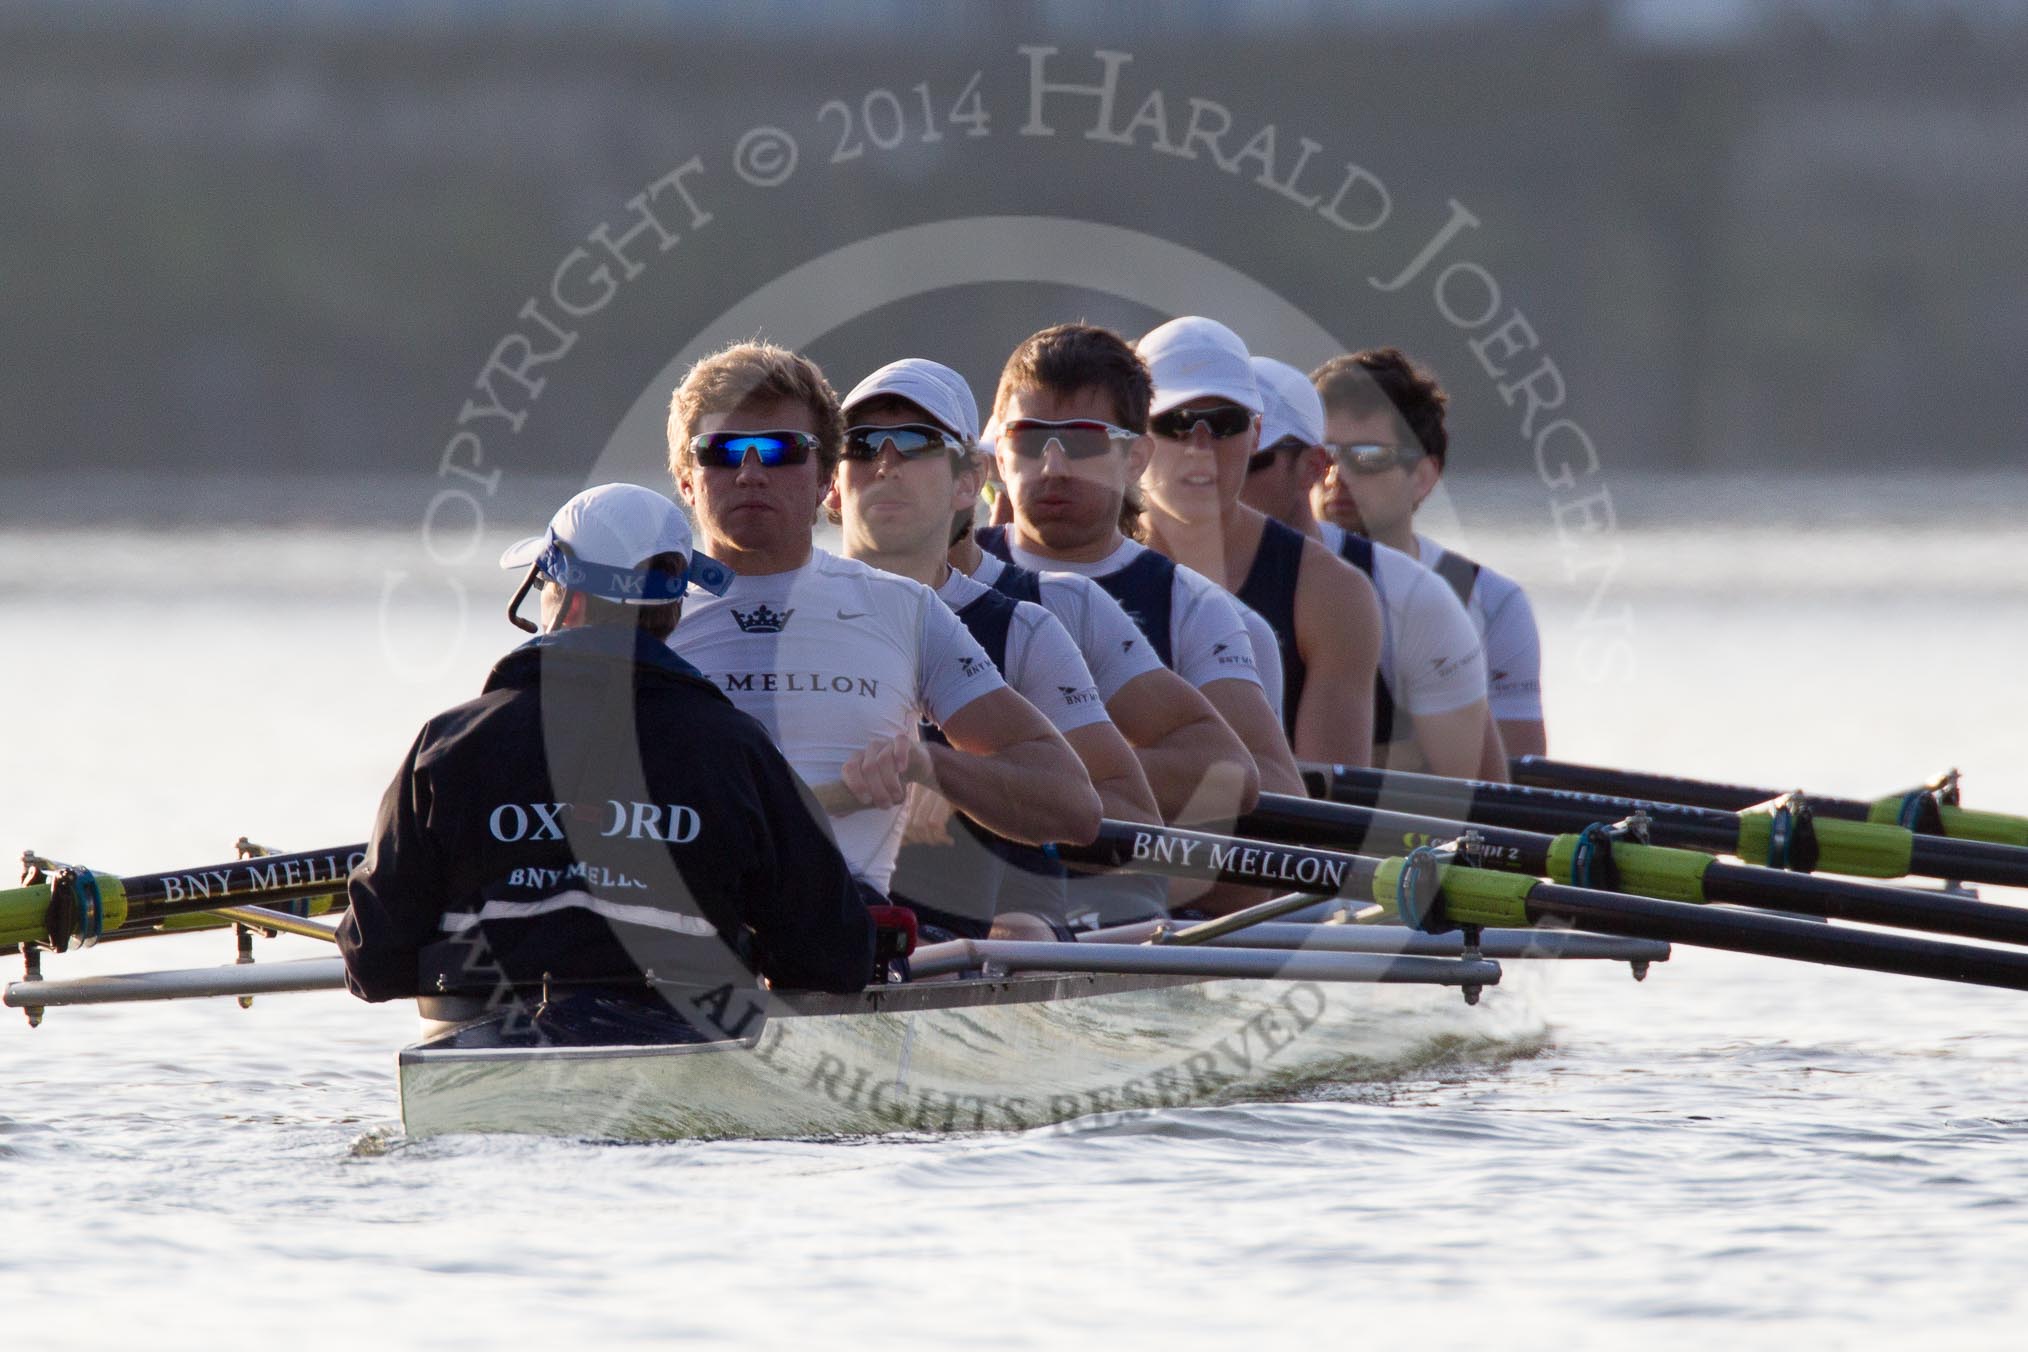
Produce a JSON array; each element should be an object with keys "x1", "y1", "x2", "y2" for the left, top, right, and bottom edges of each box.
[
  {"x1": 1136, "y1": 316, "x2": 1264, "y2": 417},
  {"x1": 1251, "y1": 356, "x2": 1327, "y2": 449},
  {"x1": 499, "y1": 483, "x2": 732, "y2": 602},
  {"x1": 841, "y1": 358, "x2": 981, "y2": 444}
]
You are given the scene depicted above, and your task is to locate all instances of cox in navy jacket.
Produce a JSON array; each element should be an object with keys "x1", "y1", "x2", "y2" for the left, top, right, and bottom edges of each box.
[{"x1": 338, "y1": 623, "x2": 875, "y2": 1012}]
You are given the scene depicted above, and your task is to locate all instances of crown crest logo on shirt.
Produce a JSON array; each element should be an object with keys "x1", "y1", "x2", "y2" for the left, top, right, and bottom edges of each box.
[{"x1": 731, "y1": 604, "x2": 793, "y2": 633}]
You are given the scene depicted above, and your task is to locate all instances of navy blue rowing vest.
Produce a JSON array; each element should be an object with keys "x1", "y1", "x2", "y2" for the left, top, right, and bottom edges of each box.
[
  {"x1": 892, "y1": 579, "x2": 1067, "y2": 936},
  {"x1": 1430, "y1": 547, "x2": 1482, "y2": 607},
  {"x1": 976, "y1": 525, "x2": 1176, "y2": 668},
  {"x1": 1236, "y1": 518, "x2": 1307, "y2": 740},
  {"x1": 1333, "y1": 532, "x2": 1400, "y2": 745}
]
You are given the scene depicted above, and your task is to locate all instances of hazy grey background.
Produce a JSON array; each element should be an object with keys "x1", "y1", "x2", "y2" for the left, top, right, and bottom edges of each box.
[{"x1": 4, "y1": 0, "x2": 2025, "y2": 506}]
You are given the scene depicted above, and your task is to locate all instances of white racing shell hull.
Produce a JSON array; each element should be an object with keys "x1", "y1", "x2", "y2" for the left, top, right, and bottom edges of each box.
[{"x1": 397, "y1": 971, "x2": 1542, "y2": 1141}]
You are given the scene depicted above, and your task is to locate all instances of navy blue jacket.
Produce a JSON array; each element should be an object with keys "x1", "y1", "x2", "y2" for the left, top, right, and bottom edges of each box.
[{"x1": 338, "y1": 625, "x2": 874, "y2": 1006}]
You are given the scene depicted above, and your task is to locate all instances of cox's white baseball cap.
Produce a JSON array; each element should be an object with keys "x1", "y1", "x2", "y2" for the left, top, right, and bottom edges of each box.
[
  {"x1": 499, "y1": 483, "x2": 733, "y2": 604},
  {"x1": 1251, "y1": 356, "x2": 1327, "y2": 450},
  {"x1": 841, "y1": 358, "x2": 981, "y2": 444},
  {"x1": 1136, "y1": 316, "x2": 1265, "y2": 417}
]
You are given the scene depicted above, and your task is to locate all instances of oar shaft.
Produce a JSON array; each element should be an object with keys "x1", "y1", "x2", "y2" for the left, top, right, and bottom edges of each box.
[
  {"x1": 1312, "y1": 765, "x2": 2028, "y2": 889},
  {"x1": 1247, "y1": 793, "x2": 2028, "y2": 948},
  {"x1": 1313, "y1": 763, "x2": 1743, "y2": 851},
  {"x1": 1512, "y1": 757, "x2": 2028, "y2": 851},
  {"x1": 1242, "y1": 793, "x2": 1558, "y2": 874},
  {"x1": 1056, "y1": 821, "x2": 1381, "y2": 897},
  {"x1": 1065, "y1": 816, "x2": 2025, "y2": 992},
  {"x1": 115, "y1": 845, "x2": 367, "y2": 914},
  {"x1": 1512, "y1": 757, "x2": 1848, "y2": 816},
  {"x1": 1911, "y1": 835, "x2": 2028, "y2": 890},
  {"x1": 0, "y1": 844, "x2": 368, "y2": 949},
  {"x1": 1517, "y1": 883, "x2": 2028, "y2": 993},
  {"x1": 1698, "y1": 862, "x2": 2028, "y2": 945}
]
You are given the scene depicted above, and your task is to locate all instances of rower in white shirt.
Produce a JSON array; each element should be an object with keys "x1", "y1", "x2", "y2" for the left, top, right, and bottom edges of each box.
[
  {"x1": 665, "y1": 341, "x2": 1100, "y2": 901},
  {"x1": 1310, "y1": 348, "x2": 1539, "y2": 770},
  {"x1": 832, "y1": 357, "x2": 1161, "y2": 940},
  {"x1": 1131, "y1": 317, "x2": 1382, "y2": 768},
  {"x1": 970, "y1": 322, "x2": 1304, "y2": 810},
  {"x1": 1239, "y1": 355, "x2": 1500, "y2": 781}
]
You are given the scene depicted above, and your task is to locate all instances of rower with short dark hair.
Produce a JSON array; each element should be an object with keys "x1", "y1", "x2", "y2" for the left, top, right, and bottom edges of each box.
[
  {"x1": 971, "y1": 322, "x2": 1300, "y2": 819},
  {"x1": 338, "y1": 483, "x2": 878, "y2": 1037},
  {"x1": 1311, "y1": 348, "x2": 1545, "y2": 766},
  {"x1": 1241, "y1": 355, "x2": 1499, "y2": 782}
]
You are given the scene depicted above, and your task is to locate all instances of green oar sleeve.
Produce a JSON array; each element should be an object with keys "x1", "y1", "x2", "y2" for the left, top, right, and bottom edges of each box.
[
  {"x1": 1371, "y1": 856, "x2": 1534, "y2": 928},
  {"x1": 0, "y1": 876, "x2": 130, "y2": 948},
  {"x1": 1546, "y1": 836, "x2": 1712, "y2": 903},
  {"x1": 0, "y1": 883, "x2": 53, "y2": 947},
  {"x1": 1867, "y1": 798, "x2": 2028, "y2": 849},
  {"x1": 1737, "y1": 811, "x2": 1915, "y2": 878}
]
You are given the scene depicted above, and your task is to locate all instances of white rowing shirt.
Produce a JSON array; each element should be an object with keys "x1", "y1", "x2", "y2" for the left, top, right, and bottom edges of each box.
[
  {"x1": 1319, "y1": 523, "x2": 1487, "y2": 719},
  {"x1": 1235, "y1": 598, "x2": 1286, "y2": 726},
  {"x1": 1414, "y1": 534, "x2": 1544, "y2": 723},
  {"x1": 964, "y1": 554, "x2": 1166, "y2": 703},
  {"x1": 671, "y1": 548, "x2": 1006, "y2": 891},
  {"x1": 933, "y1": 568, "x2": 1110, "y2": 736},
  {"x1": 995, "y1": 536, "x2": 1265, "y2": 693}
]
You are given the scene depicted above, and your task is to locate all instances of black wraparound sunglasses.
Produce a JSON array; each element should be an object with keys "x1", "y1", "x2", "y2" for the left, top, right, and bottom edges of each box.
[
  {"x1": 841, "y1": 423, "x2": 968, "y2": 462},
  {"x1": 1150, "y1": 405, "x2": 1256, "y2": 441}
]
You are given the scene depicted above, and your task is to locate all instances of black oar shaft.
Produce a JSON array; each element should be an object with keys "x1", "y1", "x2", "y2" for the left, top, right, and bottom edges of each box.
[
  {"x1": 1699, "y1": 862, "x2": 2028, "y2": 944},
  {"x1": 1245, "y1": 793, "x2": 2028, "y2": 949},
  {"x1": 1056, "y1": 821, "x2": 1380, "y2": 896},
  {"x1": 1911, "y1": 836, "x2": 2028, "y2": 890},
  {"x1": 114, "y1": 845, "x2": 367, "y2": 916},
  {"x1": 1315, "y1": 765, "x2": 2028, "y2": 889},
  {"x1": 1241, "y1": 794, "x2": 1557, "y2": 874},
  {"x1": 1520, "y1": 883, "x2": 2028, "y2": 992},
  {"x1": 1315, "y1": 764, "x2": 1744, "y2": 851},
  {"x1": 1512, "y1": 756, "x2": 1868, "y2": 818},
  {"x1": 1073, "y1": 817, "x2": 2028, "y2": 993}
]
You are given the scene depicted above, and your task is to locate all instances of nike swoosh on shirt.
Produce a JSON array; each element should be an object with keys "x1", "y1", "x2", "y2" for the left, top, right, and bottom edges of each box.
[{"x1": 837, "y1": 609, "x2": 870, "y2": 620}]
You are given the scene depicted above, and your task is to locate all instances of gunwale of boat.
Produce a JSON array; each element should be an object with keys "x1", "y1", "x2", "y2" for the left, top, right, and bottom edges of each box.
[{"x1": 399, "y1": 969, "x2": 1204, "y2": 1069}]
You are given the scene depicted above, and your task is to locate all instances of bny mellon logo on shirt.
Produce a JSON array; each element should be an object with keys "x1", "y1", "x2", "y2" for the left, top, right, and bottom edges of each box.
[{"x1": 732, "y1": 604, "x2": 793, "y2": 633}]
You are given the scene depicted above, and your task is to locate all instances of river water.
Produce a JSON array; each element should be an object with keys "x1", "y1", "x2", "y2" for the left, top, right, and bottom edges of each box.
[{"x1": 3, "y1": 471, "x2": 2026, "y2": 1349}]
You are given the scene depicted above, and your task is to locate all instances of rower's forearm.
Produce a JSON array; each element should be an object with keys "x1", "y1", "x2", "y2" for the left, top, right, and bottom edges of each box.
[
  {"x1": 1477, "y1": 716, "x2": 1511, "y2": 783},
  {"x1": 1497, "y1": 718, "x2": 1547, "y2": 760},
  {"x1": 1135, "y1": 714, "x2": 1260, "y2": 822},
  {"x1": 1291, "y1": 691, "x2": 1373, "y2": 770},
  {"x1": 1247, "y1": 733, "x2": 1306, "y2": 798},
  {"x1": 1095, "y1": 772, "x2": 1161, "y2": 825},
  {"x1": 925, "y1": 737, "x2": 1102, "y2": 846}
]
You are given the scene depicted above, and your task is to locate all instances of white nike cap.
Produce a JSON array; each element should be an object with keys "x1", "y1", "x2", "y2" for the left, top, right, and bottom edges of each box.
[
  {"x1": 841, "y1": 358, "x2": 981, "y2": 444},
  {"x1": 1251, "y1": 356, "x2": 1327, "y2": 449},
  {"x1": 499, "y1": 483, "x2": 732, "y2": 601},
  {"x1": 1137, "y1": 316, "x2": 1264, "y2": 417}
]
